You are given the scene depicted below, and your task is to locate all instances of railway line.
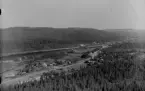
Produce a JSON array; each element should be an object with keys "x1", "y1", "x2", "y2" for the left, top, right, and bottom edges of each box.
[{"x1": 0, "y1": 45, "x2": 102, "y2": 58}]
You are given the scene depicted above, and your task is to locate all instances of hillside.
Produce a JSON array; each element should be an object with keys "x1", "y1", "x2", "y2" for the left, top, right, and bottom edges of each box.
[{"x1": 0, "y1": 27, "x2": 133, "y2": 54}]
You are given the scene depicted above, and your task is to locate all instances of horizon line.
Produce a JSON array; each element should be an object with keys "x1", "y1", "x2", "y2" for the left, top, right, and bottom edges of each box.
[{"x1": 1, "y1": 26, "x2": 144, "y2": 30}]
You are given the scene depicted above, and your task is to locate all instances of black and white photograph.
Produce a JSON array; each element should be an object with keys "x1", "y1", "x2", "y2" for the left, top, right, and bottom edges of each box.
[{"x1": 0, "y1": 0, "x2": 145, "y2": 91}]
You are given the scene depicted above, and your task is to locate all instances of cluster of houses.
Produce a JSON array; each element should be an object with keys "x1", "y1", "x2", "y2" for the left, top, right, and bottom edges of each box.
[{"x1": 16, "y1": 57, "x2": 73, "y2": 76}]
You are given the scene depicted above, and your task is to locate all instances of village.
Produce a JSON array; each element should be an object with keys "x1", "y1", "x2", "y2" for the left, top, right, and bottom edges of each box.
[{"x1": 1, "y1": 41, "x2": 113, "y2": 86}]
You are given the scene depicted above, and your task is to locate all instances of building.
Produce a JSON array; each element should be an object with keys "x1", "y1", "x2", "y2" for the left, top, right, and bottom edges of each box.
[
  {"x1": 92, "y1": 42, "x2": 97, "y2": 45},
  {"x1": 4, "y1": 72, "x2": 15, "y2": 78},
  {"x1": 49, "y1": 63, "x2": 56, "y2": 66},
  {"x1": 79, "y1": 44, "x2": 86, "y2": 48},
  {"x1": 42, "y1": 62, "x2": 47, "y2": 67}
]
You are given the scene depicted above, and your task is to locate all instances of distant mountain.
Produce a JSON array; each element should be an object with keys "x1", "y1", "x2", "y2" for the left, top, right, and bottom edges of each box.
[
  {"x1": 0, "y1": 27, "x2": 135, "y2": 54},
  {"x1": 104, "y1": 29, "x2": 138, "y2": 38},
  {"x1": 1, "y1": 27, "x2": 120, "y2": 41}
]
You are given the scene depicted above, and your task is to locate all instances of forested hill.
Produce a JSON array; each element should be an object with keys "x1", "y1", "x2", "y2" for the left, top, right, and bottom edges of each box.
[
  {"x1": 1, "y1": 27, "x2": 125, "y2": 42},
  {"x1": 0, "y1": 27, "x2": 135, "y2": 54}
]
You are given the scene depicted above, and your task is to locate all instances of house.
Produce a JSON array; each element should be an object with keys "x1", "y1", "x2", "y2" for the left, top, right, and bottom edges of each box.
[
  {"x1": 65, "y1": 60, "x2": 72, "y2": 65},
  {"x1": 89, "y1": 52, "x2": 97, "y2": 59},
  {"x1": 79, "y1": 44, "x2": 87, "y2": 48},
  {"x1": 35, "y1": 76, "x2": 41, "y2": 81},
  {"x1": 4, "y1": 72, "x2": 15, "y2": 78},
  {"x1": 80, "y1": 44, "x2": 85, "y2": 47},
  {"x1": 49, "y1": 63, "x2": 56, "y2": 66},
  {"x1": 92, "y1": 42, "x2": 97, "y2": 45},
  {"x1": 42, "y1": 62, "x2": 47, "y2": 67}
]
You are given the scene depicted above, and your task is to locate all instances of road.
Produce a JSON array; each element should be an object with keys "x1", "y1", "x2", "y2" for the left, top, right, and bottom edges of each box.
[{"x1": 1, "y1": 47, "x2": 78, "y2": 58}]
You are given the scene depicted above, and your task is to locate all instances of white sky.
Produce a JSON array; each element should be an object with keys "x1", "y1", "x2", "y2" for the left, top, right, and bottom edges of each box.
[{"x1": 1, "y1": 0, "x2": 145, "y2": 29}]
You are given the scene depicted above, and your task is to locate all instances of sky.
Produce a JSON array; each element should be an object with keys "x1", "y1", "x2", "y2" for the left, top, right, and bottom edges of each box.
[{"x1": 1, "y1": 0, "x2": 145, "y2": 29}]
